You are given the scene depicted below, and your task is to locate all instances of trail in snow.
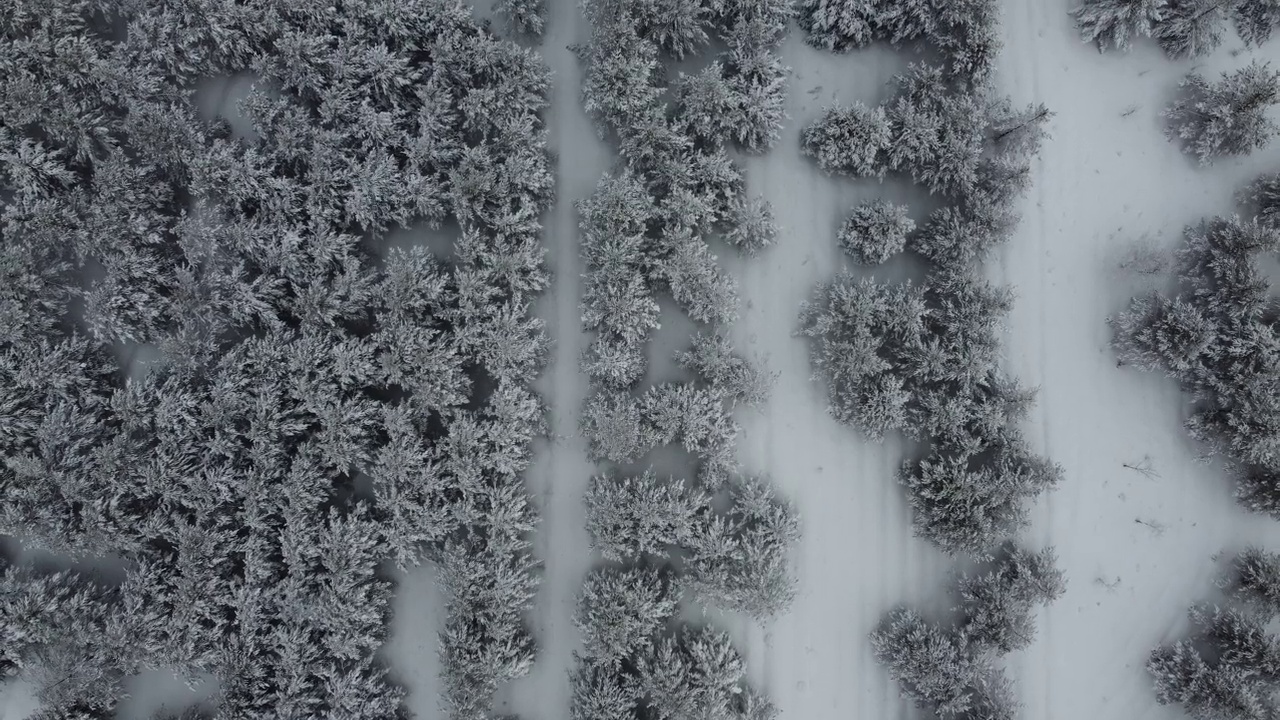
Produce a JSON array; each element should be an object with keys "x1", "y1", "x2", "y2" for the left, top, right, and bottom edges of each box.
[
  {"x1": 493, "y1": 4, "x2": 611, "y2": 719},
  {"x1": 998, "y1": 2, "x2": 1280, "y2": 719}
]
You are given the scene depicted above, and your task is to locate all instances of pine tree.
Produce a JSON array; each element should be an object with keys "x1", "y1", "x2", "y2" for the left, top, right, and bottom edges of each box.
[
  {"x1": 1155, "y1": 0, "x2": 1231, "y2": 58},
  {"x1": 838, "y1": 200, "x2": 916, "y2": 264},
  {"x1": 584, "y1": 471, "x2": 709, "y2": 561},
  {"x1": 575, "y1": 567, "x2": 679, "y2": 666},
  {"x1": 722, "y1": 195, "x2": 778, "y2": 256},
  {"x1": 870, "y1": 609, "x2": 982, "y2": 715},
  {"x1": 1230, "y1": 547, "x2": 1280, "y2": 616},
  {"x1": 795, "y1": 0, "x2": 879, "y2": 52},
  {"x1": 684, "y1": 477, "x2": 800, "y2": 617},
  {"x1": 656, "y1": 228, "x2": 739, "y2": 326},
  {"x1": 1234, "y1": 0, "x2": 1280, "y2": 45},
  {"x1": 675, "y1": 332, "x2": 776, "y2": 408},
  {"x1": 1246, "y1": 172, "x2": 1280, "y2": 228},
  {"x1": 957, "y1": 544, "x2": 1066, "y2": 653},
  {"x1": 801, "y1": 102, "x2": 892, "y2": 178},
  {"x1": 1071, "y1": 0, "x2": 1168, "y2": 51},
  {"x1": 497, "y1": 0, "x2": 547, "y2": 34},
  {"x1": 1164, "y1": 61, "x2": 1280, "y2": 164}
]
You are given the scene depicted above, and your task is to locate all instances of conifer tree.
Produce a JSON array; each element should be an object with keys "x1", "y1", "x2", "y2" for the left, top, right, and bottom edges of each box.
[{"x1": 1164, "y1": 61, "x2": 1280, "y2": 164}]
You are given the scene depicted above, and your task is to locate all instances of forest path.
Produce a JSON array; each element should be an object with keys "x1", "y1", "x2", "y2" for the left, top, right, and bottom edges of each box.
[
  {"x1": 996, "y1": 2, "x2": 1280, "y2": 719},
  {"x1": 722, "y1": 34, "x2": 951, "y2": 720},
  {"x1": 493, "y1": 4, "x2": 611, "y2": 720}
]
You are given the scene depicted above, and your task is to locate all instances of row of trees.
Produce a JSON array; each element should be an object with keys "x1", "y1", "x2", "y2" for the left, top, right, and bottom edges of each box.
[
  {"x1": 872, "y1": 545, "x2": 1065, "y2": 720},
  {"x1": 1073, "y1": 0, "x2": 1280, "y2": 56},
  {"x1": 1110, "y1": 186, "x2": 1280, "y2": 519},
  {"x1": 1149, "y1": 548, "x2": 1280, "y2": 719},
  {"x1": 571, "y1": 0, "x2": 798, "y2": 717},
  {"x1": 796, "y1": 0, "x2": 1002, "y2": 86},
  {"x1": 570, "y1": 567, "x2": 776, "y2": 720},
  {"x1": 798, "y1": 65, "x2": 1058, "y2": 555},
  {"x1": 1, "y1": 1, "x2": 556, "y2": 718},
  {"x1": 796, "y1": 3, "x2": 1063, "y2": 717}
]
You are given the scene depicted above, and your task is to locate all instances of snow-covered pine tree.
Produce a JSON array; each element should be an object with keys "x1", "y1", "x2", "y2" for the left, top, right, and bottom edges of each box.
[
  {"x1": 575, "y1": 566, "x2": 680, "y2": 666},
  {"x1": 683, "y1": 476, "x2": 800, "y2": 617},
  {"x1": 1164, "y1": 61, "x2": 1280, "y2": 164},
  {"x1": 580, "y1": 389, "x2": 656, "y2": 464},
  {"x1": 899, "y1": 442, "x2": 1062, "y2": 555},
  {"x1": 1229, "y1": 548, "x2": 1280, "y2": 616},
  {"x1": 1071, "y1": 0, "x2": 1168, "y2": 51},
  {"x1": 674, "y1": 62, "x2": 741, "y2": 146},
  {"x1": 497, "y1": 0, "x2": 547, "y2": 34},
  {"x1": 870, "y1": 609, "x2": 983, "y2": 715},
  {"x1": 722, "y1": 194, "x2": 778, "y2": 256},
  {"x1": 795, "y1": 0, "x2": 880, "y2": 52},
  {"x1": 676, "y1": 331, "x2": 776, "y2": 408},
  {"x1": 1108, "y1": 294, "x2": 1218, "y2": 374},
  {"x1": 655, "y1": 227, "x2": 739, "y2": 326},
  {"x1": 801, "y1": 102, "x2": 892, "y2": 178},
  {"x1": 838, "y1": 200, "x2": 916, "y2": 264},
  {"x1": 957, "y1": 544, "x2": 1067, "y2": 653},
  {"x1": 1155, "y1": 0, "x2": 1231, "y2": 58},
  {"x1": 1233, "y1": 0, "x2": 1280, "y2": 46},
  {"x1": 723, "y1": 28, "x2": 789, "y2": 152},
  {"x1": 583, "y1": 471, "x2": 710, "y2": 561}
]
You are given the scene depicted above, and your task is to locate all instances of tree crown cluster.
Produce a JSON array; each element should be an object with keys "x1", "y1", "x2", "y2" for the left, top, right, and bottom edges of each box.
[
  {"x1": 1111, "y1": 197, "x2": 1280, "y2": 520},
  {"x1": 1149, "y1": 548, "x2": 1280, "y2": 720},
  {"x1": 871, "y1": 544, "x2": 1065, "y2": 720},
  {"x1": 796, "y1": 0, "x2": 1003, "y2": 86},
  {"x1": 0, "y1": 1, "x2": 556, "y2": 717},
  {"x1": 798, "y1": 64, "x2": 1058, "y2": 555},
  {"x1": 1073, "y1": 0, "x2": 1280, "y2": 57}
]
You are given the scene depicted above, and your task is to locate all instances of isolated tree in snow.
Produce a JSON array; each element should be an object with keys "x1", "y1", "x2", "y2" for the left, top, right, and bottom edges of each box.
[
  {"x1": 1155, "y1": 0, "x2": 1230, "y2": 58},
  {"x1": 801, "y1": 102, "x2": 891, "y2": 178},
  {"x1": 838, "y1": 200, "x2": 916, "y2": 264},
  {"x1": 1164, "y1": 61, "x2": 1280, "y2": 164},
  {"x1": 1234, "y1": 0, "x2": 1280, "y2": 45},
  {"x1": 1071, "y1": 0, "x2": 1167, "y2": 51},
  {"x1": 722, "y1": 194, "x2": 778, "y2": 256}
]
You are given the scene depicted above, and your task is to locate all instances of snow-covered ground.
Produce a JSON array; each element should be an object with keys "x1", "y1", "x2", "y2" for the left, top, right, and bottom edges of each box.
[
  {"x1": 493, "y1": 1, "x2": 612, "y2": 719},
  {"x1": 998, "y1": 3, "x2": 1280, "y2": 719},
  {"x1": 694, "y1": 4, "x2": 1280, "y2": 720}
]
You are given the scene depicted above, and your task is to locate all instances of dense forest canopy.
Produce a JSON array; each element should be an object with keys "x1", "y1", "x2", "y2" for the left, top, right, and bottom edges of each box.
[{"x1": 1, "y1": 0, "x2": 553, "y2": 717}]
